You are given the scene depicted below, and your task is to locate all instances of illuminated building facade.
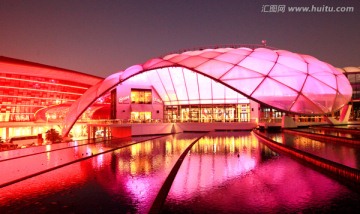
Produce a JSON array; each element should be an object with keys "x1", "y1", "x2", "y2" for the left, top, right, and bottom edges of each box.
[
  {"x1": 339, "y1": 67, "x2": 360, "y2": 120},
  {"x1": 62, "y1": 45, "x2": 352, "y2": 136},
  {"x1": 114, "y1": 74, "x2": 253, "y2": 124},
  {"x1": 0, "y1": 46, "x2": 355, "y2": 142},
  {"x1": 0, "y1": 56, "x2": 103, "y2": 141}
]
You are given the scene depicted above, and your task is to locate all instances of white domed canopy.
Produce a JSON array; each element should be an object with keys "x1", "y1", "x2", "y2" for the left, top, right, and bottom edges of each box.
[{"x1": 62, "y1": 47, "x2": 353, "y2": 136}]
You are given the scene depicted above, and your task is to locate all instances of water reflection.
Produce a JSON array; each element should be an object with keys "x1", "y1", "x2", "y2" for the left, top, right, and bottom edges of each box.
[
  {"x1": 164, "y1": 132, "x2": 360, "y2": 213},
  {"x1": 0, "y1": 133, "x2": 203, "y2": 213},
  {"x1": 168, "y1": 132, "x2": 263, "y2": 201},
  {"x1": 298, "y1": 128, "x2": 360, "y2": 139},
  {"x1": 265, "y1": 131, "x2": 360, "y2": 169},
  {"x1": 82, "y1": 133, "x2": 202, "y2": 213},
  {"x1": 1, "y1": 132, "x2": 360, "y2": 213}
]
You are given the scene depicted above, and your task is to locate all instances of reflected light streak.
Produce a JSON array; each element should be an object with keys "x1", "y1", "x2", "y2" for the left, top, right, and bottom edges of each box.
[
  {"x1": 96, "y1": 148, "x2": 104, "y2": 168},
  {"x1": 144, "y1": 142, "x2": 152, "y2": 155},
  {"x1": 46, "y1": 144, "x2": 51, "y2": 160},
  {"x1": 45, "y1": 144, "x2": 51, "y2": 152},
  {"x1": 165, "y1": 140, "x2": 172, "y2": 155},
  {"x1": 131, "y1": 144, "x2": 140, "y2": 157}
]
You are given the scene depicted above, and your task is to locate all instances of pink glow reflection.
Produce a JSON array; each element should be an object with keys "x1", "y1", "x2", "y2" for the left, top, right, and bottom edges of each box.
[
  {"x1": 91, "y1": 134, "x2": 200, "y2": 213},
  {"x1": 0, "y1": 163, "x2": 86, "y2": 205},
  {"x1": 172, "y1": 156, "x2": 348, "y2": 213},
  {"x1": 0, "y1": 143, "x2": 111, "y2": 186},
  {"x1": 166, "y1": 134, "x2": 351, "y2": 212},
  {"x1": 169, "y1": 133, "x2": 259, "y2": 199},
  {"x1": 126, "y1": 177, "x2": 152, "y2": 199}
]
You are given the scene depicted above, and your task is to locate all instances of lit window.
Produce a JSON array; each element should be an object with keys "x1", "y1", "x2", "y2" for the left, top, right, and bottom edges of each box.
[
  {"x1": 131, "y1": 89, "x2": 152, "y2": 104},
  {"x1": 131, "y1": 112, "x2": 152, "y2": 122}
]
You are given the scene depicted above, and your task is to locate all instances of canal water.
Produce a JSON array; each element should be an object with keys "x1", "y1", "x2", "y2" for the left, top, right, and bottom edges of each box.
[
  {"x1": 264, "y1": 130, "x2": 360, "y2": 169},
  {"x1": 0, "y1": 131, "x2": 360, "y2": 213},
  {"x1": 296, "y1": 128, "x2": 360, "y2": 140}
]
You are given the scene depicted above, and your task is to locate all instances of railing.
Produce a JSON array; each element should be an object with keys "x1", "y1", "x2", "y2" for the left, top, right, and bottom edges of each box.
[
  {"x1": 292, "y1": 116, "x2": 327, "y2": 123},
  {"x1": 87, "y1": 119, "x2": 163, "y2": 125},
  {"x1": 259, "y1": 116, "x2": 328, "y2": 123},
  {"x1": 259, "y1": 118, "x2": 282, "y2": 123},
  {"x1": 86, "y1": 118, "x2": 256, "y2": 125}
]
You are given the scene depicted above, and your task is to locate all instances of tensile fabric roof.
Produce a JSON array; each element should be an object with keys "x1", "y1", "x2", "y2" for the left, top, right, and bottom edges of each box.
[{"x1": 62, "y1": 47, "x2": 352, "y2": 136}]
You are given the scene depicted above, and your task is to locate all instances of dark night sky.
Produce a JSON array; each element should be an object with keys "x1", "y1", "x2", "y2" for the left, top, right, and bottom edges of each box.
[{"x1": 0, "y1": 0, "x2": 359, "y2": 78}]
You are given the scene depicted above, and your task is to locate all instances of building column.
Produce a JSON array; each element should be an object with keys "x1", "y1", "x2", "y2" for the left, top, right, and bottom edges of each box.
[
  {"x1": 6, "y1": 127, "x2": 9, "y2": 140},
  {"x1": 87, "y1": 125, "x2": 91, "y2": 140},
  {"x1": 92, "y1": 126, "x2": 96, "y2": 139}
]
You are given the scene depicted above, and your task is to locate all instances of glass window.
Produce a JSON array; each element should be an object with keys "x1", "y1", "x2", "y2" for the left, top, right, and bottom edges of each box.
[
  {"x1": 213, "y1": 106, "x2": 224, "y2": 122},
  {"x1": 190, "y1": 108, "x2": 199, "y2": 122},
  {"x1": 145, "y1": 91, "x2": 152, "y2": 103},
  {"x1": 238, "y1": 104, "x2": 250, "y2": 122},
  {"x1": 131, "y1": 89, "x2": 152, "y2": 104},
  {"x1": 131, "y1": 112, "x2": 152, "y2": 122},
  {"x1": 165, "y1": 104, "x2": 253, "y2": 123},
  {"x1": 201, "y1": 107, "x2": 213, "y2": 122},
  {"x1": 180, "y1": 107, "x2": 190, "y2": 122},
  {"x1": 225, "y1": 106, "x2": 236, "y2": 122}
]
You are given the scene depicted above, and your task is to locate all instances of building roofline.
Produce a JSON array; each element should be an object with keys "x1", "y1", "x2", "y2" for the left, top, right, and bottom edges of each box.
[
  {"x1": 159, "y1": 44, "x2": 277, "y2": 57},
  {"x1": 0, "y1": 56, "x2": 103, "y2": 85}
]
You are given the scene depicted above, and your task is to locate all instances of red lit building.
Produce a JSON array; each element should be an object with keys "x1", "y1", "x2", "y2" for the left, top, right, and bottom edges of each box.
[{"x1": 0, "y1": 56, "x2": 103, "y2": 142}]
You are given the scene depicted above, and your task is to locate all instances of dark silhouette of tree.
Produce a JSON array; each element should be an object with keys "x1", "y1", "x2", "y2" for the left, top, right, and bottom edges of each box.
[{"x1": 45, "y1": 129, "x2": 62, "y2": 143}]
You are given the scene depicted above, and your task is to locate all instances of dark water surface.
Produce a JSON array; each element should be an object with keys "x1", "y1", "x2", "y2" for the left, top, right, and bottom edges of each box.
[
  {"x1": 264, "y1": 131, "x2": 360, "y2": 169},
  {"x1": 0, "y1": 132, "x2": 359, "y2": 213},
  {"x1": 297, "y1": 128, "x2": 360, "y2": 139}
]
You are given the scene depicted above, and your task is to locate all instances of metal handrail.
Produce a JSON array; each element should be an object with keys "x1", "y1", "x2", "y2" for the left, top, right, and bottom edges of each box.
[{"x1": 86, "y1": 118, "x2": 255, "y2": 125}]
